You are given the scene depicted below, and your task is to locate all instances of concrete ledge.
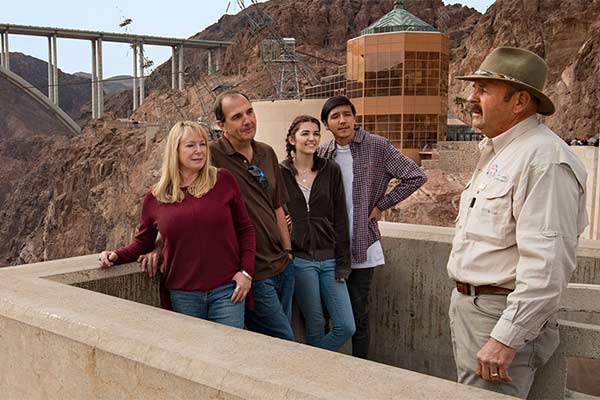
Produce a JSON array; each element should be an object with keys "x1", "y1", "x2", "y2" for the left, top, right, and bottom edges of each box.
[{"x1": 0, "y1": 254, "x2": 511, "y2": 399}]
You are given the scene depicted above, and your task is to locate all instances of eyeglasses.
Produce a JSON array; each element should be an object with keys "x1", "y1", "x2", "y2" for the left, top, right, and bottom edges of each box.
[{"x1": 248, "y1": 164, "x2": 269, "y2": 192}]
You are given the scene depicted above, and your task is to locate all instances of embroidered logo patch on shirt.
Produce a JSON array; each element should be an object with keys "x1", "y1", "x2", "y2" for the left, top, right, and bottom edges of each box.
[{"x1": 486, "y1": 164, "x2": 498, "y2": 178}]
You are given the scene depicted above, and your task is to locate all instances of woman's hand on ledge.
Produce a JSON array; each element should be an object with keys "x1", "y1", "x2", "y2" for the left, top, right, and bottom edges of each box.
[{"x1": 98, "y1": 251, "x2": 118, "y2": 268}]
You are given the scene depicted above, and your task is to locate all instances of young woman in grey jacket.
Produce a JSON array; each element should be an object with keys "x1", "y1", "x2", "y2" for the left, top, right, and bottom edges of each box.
[{"x1": 280, "y1": 115, "x2": 355, "y2": 351}]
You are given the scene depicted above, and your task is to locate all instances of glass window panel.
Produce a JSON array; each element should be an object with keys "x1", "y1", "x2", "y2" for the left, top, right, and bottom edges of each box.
[
  {"x1": 376, "y1": 122, "x2": 389, "y2": 131},
  {"x1": 377, "y1": 70, "x2": 390, "y2": 79},
  {"x1": 390, "y1": 87, "x2": 401, "y2": 96},
  {"x1": 427, "y1": 69, "x2": 439, "y2": 78},
  {"x1": 389, "y1": 52, "x2": 404, "y2": 68},
  {"x1": 376, "y1": 87, "x2": 389, "y2": 96}
]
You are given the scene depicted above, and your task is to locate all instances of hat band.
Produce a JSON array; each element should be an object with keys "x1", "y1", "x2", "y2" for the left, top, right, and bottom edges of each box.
[{"x1": 474, "y1": 69, "x2": 523, "y2": 85}]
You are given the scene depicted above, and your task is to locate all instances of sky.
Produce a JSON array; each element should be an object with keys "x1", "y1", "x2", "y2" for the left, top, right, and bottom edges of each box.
[{"x1": 1, "y1": 0, "x2": 495, "y2": 77}]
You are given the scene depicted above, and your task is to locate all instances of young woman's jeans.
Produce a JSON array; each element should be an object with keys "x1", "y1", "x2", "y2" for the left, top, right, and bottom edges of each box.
[
  {"x1": 169, "y1": 281, "x2": 244, "y2": 329},
  {"x1": 293, "y1": 257, "x2": 355, "y2": 351}
]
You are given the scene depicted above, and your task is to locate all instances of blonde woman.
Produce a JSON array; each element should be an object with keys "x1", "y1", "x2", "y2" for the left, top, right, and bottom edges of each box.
[{"x1": 99, "y1": 121, "x2": 255, "y2": 328}]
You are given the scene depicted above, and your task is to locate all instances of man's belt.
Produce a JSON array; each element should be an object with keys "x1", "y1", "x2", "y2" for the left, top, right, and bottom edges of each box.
[{"x1": 455, "y1": 281, "x2": 513, "y2": 296}]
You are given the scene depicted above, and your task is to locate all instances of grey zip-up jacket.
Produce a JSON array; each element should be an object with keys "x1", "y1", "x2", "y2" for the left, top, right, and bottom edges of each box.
[{"x1": 280, "y1": 156, "x2": 351, "y2": 279}]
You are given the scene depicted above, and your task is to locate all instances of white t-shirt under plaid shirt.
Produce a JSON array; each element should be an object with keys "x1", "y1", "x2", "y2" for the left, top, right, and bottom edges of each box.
[{"x1": 336, "y1": 143, "x2": 385, "y2": 269}]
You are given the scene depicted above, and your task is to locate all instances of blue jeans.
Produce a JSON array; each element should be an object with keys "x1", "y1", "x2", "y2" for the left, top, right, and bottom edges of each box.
[
  {"x1": 293, "y1": 257, "x2": 355, "y2": 351},
  {"x1": 245, "y1": 260, "x2": 295, "y2": 341},
  {"x1": 169, "y1": 281, "x2": 244, "y2": 329}
]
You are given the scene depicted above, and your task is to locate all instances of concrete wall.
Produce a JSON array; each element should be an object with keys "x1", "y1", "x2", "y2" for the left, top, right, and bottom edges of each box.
[
  {"x1": 372, "y1": 223, "x2": 600, "y2": 399},
  {"x1": 1, "y1": 225, "x2": 598, "y2": 399},
  {"x1": 0, "y1": 253, "x2": 512, "y2": 400}
]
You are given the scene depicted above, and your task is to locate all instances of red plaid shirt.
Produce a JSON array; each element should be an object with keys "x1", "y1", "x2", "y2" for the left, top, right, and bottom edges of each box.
[{"x1": 318, "y1": 128, "x2": 427, "y2": 263}]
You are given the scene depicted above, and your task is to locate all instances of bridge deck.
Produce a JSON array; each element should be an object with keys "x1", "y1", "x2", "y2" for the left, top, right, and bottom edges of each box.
[{"x1": 0, "y1": 23, "x2": 231, "y2": 48}]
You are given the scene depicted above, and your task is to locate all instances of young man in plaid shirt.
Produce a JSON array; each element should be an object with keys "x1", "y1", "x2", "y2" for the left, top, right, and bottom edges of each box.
[{"x1": 318, "y1": 95, "x2": 427, "y2": 358}]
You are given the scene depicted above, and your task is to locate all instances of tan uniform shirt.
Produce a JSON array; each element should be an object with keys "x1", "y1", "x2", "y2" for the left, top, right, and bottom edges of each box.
[{"x1": 447, "y1": 116, "x2": 588, "y2": 349}]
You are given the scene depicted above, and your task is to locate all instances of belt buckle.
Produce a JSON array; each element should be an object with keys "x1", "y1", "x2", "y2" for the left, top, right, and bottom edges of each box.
[{"x1": 469, "y1": 284, "x2": 477, "y2": 296}]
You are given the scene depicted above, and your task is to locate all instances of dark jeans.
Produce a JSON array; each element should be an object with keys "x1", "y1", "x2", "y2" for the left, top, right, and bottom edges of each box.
[
  {"x1": 245, "y1": 260, "x2": 295, "y2": 341},
  {"x1": 347, "y1": 267, "x2": 376, "y2": 358}
]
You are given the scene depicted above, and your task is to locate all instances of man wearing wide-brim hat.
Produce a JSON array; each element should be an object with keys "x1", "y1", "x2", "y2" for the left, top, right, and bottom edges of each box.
[{"x1": 446, "y1": 47, "x2": 588, "y2": 398}]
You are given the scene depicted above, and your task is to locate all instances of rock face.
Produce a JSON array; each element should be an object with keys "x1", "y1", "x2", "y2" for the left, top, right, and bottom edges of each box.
[
  {"x1": 0, "y1": 71, "x2": 76, "y2": 257},
  {"x1": 0, "y1": 118, "x2": 165, "y2": 266},
  {"x1": 384, "y1": 169, "x2": 471, "y2": 227},
  {"x1": 450, "y1": 0, "x2": 600, "y2": 139}
]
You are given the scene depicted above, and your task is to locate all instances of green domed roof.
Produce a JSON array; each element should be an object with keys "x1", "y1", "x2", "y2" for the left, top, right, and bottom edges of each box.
[{"x1": 360, "y1": 0, "x2": 437, "y2": 35}]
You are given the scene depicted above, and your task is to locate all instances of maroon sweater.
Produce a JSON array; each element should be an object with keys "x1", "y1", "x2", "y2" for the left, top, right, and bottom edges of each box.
[{"x1": 115, "y1": 169, "x2": 255, "y2": 298}]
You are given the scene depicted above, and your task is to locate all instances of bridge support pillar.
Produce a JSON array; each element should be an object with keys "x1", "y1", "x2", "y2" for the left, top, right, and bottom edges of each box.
[
  {"x1": 0, "y1": 32, "x2": 5, "y2": 68},
  {"x1": 132, "y1": 43, "x2": 138, "y2": 113},
  {"x1": 96, "y1": 37, "x2": 103, "y2": 117},
  {"x1": 47, "y1": 37, "x2": 54, "y2": 103},
  {"x1": 139, "y1": 42, "x2": 145, "y2": 104},
  {"x1": 52, "y1": 35, "x2": 58, "y2": 105},
  {"x1": 171, "y1": 46, "x2": 176, "y2": 90},
  {"x1": 178, "y1": 46, "x2": 184, "y2": 90},
  {"x1": 91, "y1": 40, "x2": 97, "y2": 119},
  {"x1": 215, "y1": 48, "x2": 221, "y2": 73},
  {"x1": 1, "y1": 32, "x2": 9, "y2": 70}
]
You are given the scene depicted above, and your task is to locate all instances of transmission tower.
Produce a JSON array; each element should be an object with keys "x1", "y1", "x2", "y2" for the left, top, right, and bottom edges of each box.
[{"x1": 235, "y1": 0, "x2": 320, "y2": 98}]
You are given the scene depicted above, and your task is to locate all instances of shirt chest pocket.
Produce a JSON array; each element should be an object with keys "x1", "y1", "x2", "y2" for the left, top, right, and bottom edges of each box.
[{"x1": 465, "y1": 182, "x2": 514, "y2": 245}]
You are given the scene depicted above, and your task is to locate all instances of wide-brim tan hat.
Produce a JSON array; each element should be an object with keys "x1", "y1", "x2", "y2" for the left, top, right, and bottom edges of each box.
[{"x1": 456, "y1": 47, "x2": 555, "y2": 116}]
